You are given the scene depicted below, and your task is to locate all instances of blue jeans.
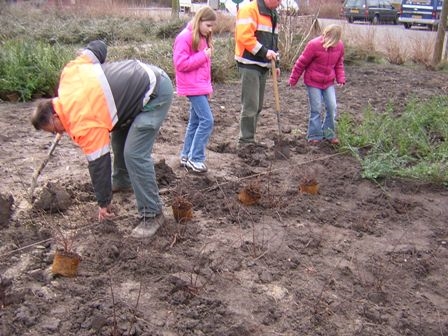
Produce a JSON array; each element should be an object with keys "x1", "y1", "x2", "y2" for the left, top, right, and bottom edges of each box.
[
  {"x1": 180, "y1": 95, "x2": 213, "y2": 163},
  {"x1": 306, "y1": 85, "x2": 338, "y2": 141},
  {"x1": 111, "y1": 71, "x2": 173, "y2": 217}
]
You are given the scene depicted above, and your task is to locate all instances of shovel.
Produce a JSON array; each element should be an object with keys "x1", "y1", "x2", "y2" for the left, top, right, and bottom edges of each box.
[
  {"x1": 271, "y1": 59, "x2": 290, "y2": 160},
  {"x1": 28, "y1": 132, "x2": 62, "y2": 203}
]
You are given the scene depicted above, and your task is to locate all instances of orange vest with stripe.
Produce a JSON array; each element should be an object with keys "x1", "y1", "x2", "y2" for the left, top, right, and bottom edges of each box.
[
  {"x1": 234, "y1": 0, "x2": 278, "y2": 68},
  {"x1": 52, "y1": 53, "x2": 116, "y2": 162}
]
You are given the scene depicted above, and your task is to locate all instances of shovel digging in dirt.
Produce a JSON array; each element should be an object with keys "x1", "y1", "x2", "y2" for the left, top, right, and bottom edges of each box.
[
  {"x1": 28, "y1": 133, "x2": 62, "y2": 203},
  {"x1": 271, "y1": 59, "x2": 290, "y2": 160}
]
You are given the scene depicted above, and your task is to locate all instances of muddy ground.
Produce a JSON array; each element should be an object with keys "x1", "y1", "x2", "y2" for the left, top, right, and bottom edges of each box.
[{"x1": 0, "y1": 62, "x2": 447, "y2": 336}]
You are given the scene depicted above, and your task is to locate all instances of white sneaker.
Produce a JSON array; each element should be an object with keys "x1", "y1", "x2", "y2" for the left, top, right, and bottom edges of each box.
[
  {"x1": 180, "y1": 157, "x2": 188, "y2": 167},
  {"x1": 186, "y1": 160, "x2": 207, "y2": 173}
]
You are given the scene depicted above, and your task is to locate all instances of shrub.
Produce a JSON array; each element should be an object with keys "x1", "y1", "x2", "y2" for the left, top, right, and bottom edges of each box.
[
  {"x1": 278, "y1": 14, "x2": 321, "y2": 71},
  {"x1": 338, "y1": 96, "x2": 448, "y2": 183},
  {"x1": 0, "y1": 3, "x2": 445, "y2": 101},
  {"x1": 212, "y1": 37, "x2": 239, "y2": 83},
  {"x1": 0, "y1": 39, "x2": 73, "y2": 101},
  {"x1": 299, "y1": 0, "x2": 343, "y2": 19},
  {"x1": 155, "y1": 19, "x2": 187, "y2": 39}
]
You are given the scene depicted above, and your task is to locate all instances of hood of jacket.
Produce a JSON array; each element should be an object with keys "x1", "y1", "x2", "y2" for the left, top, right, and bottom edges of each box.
[{"x1": 85, "y1": 40, "x2": 107, "y2": 64}]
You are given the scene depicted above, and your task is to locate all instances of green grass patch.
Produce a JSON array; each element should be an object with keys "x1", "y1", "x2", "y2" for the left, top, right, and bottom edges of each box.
[{"x1": 338, "y1": 96, "x2": 448, "y2": 184}]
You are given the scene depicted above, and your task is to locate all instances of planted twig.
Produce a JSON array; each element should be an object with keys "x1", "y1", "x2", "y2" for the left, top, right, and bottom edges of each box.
[
  {"x1": 109, "y1": 277, "x2": 119, "y2": 336},
  {"x1": 132, "y1": 281, "x2": 143, "y2": 313},
  {"x1": 108, "y1": 278, "x2": 142, "y2": 336},
  {"x1": 40, "y1": 213, "x2": 79, "y2": 254},
  {"x1": 38, "y1": 212, "x2": 82, "y2": 277}
]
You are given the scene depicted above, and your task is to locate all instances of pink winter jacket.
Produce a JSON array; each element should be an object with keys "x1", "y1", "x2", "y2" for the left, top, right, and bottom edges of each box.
[
  {"x1": 173, "y1": 23, "x2": 213, "y2": 96},
  {"x1": 288, "y1": 36, "x2": 345, "y2": 89}
]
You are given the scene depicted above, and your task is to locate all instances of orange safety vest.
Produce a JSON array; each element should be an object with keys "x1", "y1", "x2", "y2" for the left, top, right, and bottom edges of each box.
[
  {"x1": 234, "y1": 0, "x2": 278, "y2": 68},
  {"x1": 52, "y1": 52, "x2": 118, "y2": 162}
]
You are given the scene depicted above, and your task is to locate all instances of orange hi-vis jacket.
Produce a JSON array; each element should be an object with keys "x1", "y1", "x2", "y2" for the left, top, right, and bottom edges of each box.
[
  {"x1": 53, "y1": 51, "x2": 116, "y2": 162},
  {"x1": 234, "y1": 0, "x2": 279, "y2": 69},
  {"x1": 52, "y1": 47, "x2": 159, "y2": 207}
]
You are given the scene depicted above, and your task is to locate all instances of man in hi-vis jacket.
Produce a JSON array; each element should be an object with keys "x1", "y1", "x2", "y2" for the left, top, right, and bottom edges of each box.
[
  {"x1": 234, "y1": 0, "x2": 281, "y2": 145},
  {"x1": 31, "y1": 40, "x2": 173, "y2": 239}
]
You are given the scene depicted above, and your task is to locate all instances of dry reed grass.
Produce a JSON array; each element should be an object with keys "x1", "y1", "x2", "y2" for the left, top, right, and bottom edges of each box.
[
  {"x1": 278, "y1": 14, "x2": 321, "y2": 69},
  {"x1": 46, "y1": 0, "x2": 173, "y2": 21},
  {"x1": 299, "y1": 0, "x2": 343, "y2": 19},
  {"x1": 384, "y1": 34, "x2": 406, "y2": 65},
  {"x1": 410, "y1": 36, "x2": 436, "y2": 66},
  {"x1": 214, "y1": 12, "x2": 236, "y2": 35},
  {"x1": 320, "y1": 19, "x2": 440, "y2": 65}
]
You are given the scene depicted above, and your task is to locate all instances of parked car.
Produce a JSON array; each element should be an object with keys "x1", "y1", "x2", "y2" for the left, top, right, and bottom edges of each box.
[
  {"x1": 398, "y1": 0, "x2": 444, "y2": 30},
  {"x1": 342, "y1": 0, "x2": 399, "y2": 24}
]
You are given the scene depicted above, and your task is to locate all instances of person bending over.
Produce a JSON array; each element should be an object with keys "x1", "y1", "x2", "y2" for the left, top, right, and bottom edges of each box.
[{"x1": 31, "y1": 40, "x2": 173, "y2": 239}]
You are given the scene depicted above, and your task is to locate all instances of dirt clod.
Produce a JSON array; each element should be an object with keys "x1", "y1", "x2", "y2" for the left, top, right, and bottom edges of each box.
[
  {"x1": 32, "y1": 181, "x2": 72, "y2": 213},
  {"x1": 0, "y1": 193, "x2": 14, "y2": 228}
]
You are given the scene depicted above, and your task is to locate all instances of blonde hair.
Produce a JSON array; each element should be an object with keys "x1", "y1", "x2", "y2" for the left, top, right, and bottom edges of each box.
[
  {"x1": 191, "y1": 6, "x2": 217, "y2": 51},
  {"x1": 322, "y1": 24, "x2": 342, "y2": 49}
]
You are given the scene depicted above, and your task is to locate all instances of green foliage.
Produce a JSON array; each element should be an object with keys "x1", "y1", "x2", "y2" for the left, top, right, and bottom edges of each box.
[
  {"x1": 338, "y1": 96, "x2": 448, "y2": 183},
  {"x1": 0, "y1": 6, "x2": 158, "y2": 45},
  {"x1": 155, "y1": 19, "x2": 187, "y2": 39},
  {"x1": 108, "y1": 40, "x2": 176, "y2": 78},
  {"x1": 0, "y1": 40, "x2": 74, "y2": 101},
  {"x1": 212, "y1": 37, "x2": 239, "y2": 83}
]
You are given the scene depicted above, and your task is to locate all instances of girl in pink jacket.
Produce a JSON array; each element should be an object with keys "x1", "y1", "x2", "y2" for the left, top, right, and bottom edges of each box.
[
  {"x1": 173, "y1": 6, "x2": 217, "y2": 173},
  {"x1": 289, "y1": 24, "x2": 346, "y2": 145}
]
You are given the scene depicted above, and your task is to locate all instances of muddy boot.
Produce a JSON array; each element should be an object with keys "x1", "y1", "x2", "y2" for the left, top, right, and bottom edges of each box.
[{"x1": 131, "y1": 213, "x2": 166, "y2": 238}]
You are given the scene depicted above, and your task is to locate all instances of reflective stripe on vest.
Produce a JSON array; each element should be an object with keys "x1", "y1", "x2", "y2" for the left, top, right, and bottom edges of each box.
[
  {"x1": 54, "y1": 53, "x2": 117, "y2": 161},
  {"x1": 235, "y1": 54, "x2": 270, "y2": 67},
  {"x1": 83, "y1": 49, "x2": 99, "y2": 64},
  {"x1": 234, "y1": 0, "x2": 278, "y2": 68},
  {"x1": 236, "y1": 17, "x2": 255, "y2": 25},
  {"x1": 137, "y1": 60, "x2": 157, "y2": 106},
  {"x1": 258, "y1": 24, "x2": 277, "y2": 34},
  {"x1": 86, "y1": 143, "x2": 110, "y2": 162}
]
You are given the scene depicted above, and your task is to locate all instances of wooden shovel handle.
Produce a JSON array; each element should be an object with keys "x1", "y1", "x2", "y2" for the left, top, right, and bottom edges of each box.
[
  {"x1": 271, "y1": 59, "x2": 280, "y2": 112},
  {"x1": 28, "y1": 132, "x2": 62, "y2": 202}
]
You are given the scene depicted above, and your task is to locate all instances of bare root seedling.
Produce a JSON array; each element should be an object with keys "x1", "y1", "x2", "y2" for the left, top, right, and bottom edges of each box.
[
  {"x1": 108, "y1": 276, "x2": 142, "y2": 336},
  {"x1": 39, "y1": 211, "x2": 80, "y2": 254}
]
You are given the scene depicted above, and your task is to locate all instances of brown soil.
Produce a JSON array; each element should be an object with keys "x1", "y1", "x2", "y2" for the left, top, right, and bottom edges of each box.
[{"x1": 0, "y1": 62, "x2": 447, "y2": 335}]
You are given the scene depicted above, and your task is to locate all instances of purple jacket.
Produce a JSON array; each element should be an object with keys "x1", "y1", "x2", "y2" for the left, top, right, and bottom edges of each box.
[
  {"x1": 173, "y1": 23, "x2": 213, "y2": 96},
  {"x1": 289, "y1": 36, "x2": 345, "y2": 89}
]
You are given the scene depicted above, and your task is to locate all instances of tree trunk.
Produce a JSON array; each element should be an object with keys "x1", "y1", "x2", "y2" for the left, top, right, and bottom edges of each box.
[
  {"x1": 432, "y1": 0, "x2": 448, "y2": 66},
  {"x1": 171, "y1": 0, "x2": 179, "y2": 19}
]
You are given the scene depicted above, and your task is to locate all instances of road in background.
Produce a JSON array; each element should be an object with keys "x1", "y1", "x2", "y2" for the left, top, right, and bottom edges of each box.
[{"x1": 318, "y1": 18, "x2": 447, "y2": 59}]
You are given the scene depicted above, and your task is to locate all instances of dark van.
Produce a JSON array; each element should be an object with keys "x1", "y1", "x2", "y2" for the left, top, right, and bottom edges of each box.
[
  {"x1": 398, "y1": 0, "x2": 444, "y2": 30},
  {"x1": 342, "y1": 0, "x2": 399, "y2": 24}
]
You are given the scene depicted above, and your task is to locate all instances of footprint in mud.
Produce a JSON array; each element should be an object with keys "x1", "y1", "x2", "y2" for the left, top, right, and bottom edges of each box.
[{"x1": 237, "y1": 144, "x2": 270, "y2": 167}]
